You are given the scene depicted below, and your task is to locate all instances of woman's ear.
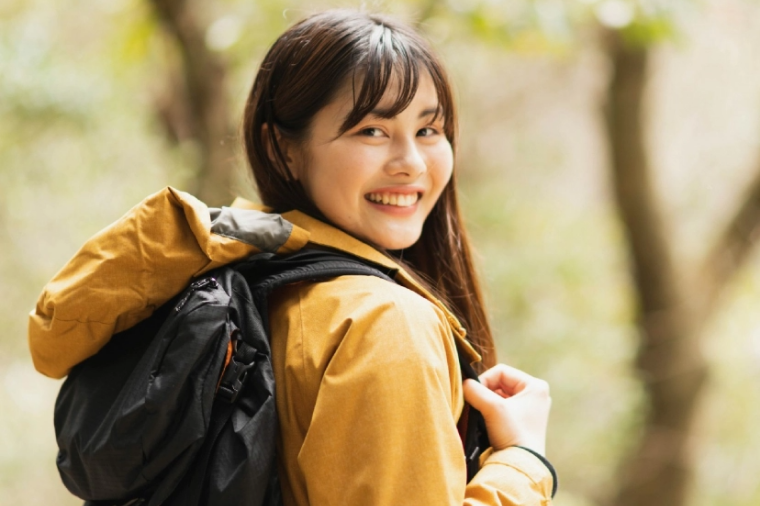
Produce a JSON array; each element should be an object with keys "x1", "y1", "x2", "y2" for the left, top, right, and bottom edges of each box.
[{"x1": 261, "y1": 123, "x2": 302, "y2": 180}]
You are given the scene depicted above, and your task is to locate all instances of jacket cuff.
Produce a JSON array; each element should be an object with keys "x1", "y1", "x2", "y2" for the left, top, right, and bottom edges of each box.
[
  {"x1": 515, "y1": 446, "x2": 558, "y2": 498},
  {"x1": 480, "y1": 446, "x2": 558, "y2": 499}
]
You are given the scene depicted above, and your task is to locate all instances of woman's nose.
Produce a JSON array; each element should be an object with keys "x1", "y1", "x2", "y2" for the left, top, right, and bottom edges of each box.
[{"x1": 385, "y1": 137, "x2": 426, "y2": 177}]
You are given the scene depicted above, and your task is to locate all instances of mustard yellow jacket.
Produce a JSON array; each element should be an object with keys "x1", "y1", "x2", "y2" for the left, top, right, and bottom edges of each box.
[{"x1": 29, "y1": 187, "x2": 554, "y2": 505}]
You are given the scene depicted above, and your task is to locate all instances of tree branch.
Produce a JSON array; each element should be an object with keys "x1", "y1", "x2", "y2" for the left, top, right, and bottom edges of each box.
[{"x1": 701, "y1": 167, "x2": 760, "y2": 310}]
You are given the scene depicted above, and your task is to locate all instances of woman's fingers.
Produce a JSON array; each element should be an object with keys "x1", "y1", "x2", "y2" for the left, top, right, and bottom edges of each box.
[{"x1": 477, "y1": 363, "x2": 534, "y2": 396}]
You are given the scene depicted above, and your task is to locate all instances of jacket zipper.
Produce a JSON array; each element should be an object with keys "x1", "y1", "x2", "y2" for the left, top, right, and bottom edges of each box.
[{"x1": 174, "y1": 277, "x2": 218, "y2": 312}]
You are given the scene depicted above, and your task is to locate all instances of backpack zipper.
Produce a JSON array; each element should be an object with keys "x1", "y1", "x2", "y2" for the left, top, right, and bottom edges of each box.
[{"x1": 174, "y1": 277, "x2": 218, "y2": 312}]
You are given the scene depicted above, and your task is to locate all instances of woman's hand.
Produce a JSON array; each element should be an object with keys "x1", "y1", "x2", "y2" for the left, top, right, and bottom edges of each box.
[{"x1": 462, "y1": 364, "x2": 551, "y2": 455}]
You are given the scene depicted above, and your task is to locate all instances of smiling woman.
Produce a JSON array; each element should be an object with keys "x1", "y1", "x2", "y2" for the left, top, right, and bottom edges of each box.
[{"x1": 239, "y1": 10, "x2": 556, "y2": 505}]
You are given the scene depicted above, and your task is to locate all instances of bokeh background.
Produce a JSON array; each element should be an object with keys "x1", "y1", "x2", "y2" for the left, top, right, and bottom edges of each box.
[{"x1": 2, "y1": 0, "x2": 760, "y2": 505}]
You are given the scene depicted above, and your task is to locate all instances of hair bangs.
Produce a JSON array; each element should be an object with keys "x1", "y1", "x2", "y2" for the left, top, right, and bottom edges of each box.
[{"x1": 339, "y1": 22, "x2": 425, "y2": 133}]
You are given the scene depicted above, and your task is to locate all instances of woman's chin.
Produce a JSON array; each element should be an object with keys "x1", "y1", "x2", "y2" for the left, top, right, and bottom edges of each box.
[
  {"x1": 367, "y1": 231, "x2": 421, "y2": 251},
  {"x1": 329, "y1": 213, "x2": 424, "y2": 251}
]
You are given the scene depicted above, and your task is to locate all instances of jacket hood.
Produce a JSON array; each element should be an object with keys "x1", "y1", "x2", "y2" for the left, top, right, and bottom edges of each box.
[{"x1": 28, "y1": 187, "x2": 309, "y2": 378}]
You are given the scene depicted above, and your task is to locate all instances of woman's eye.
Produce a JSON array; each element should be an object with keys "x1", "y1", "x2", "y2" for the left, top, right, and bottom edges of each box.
[
  {"x1": 418, "y1": 127, "x2": 439, "y2": 137},
  {"x1": 359, "y1": 127, "x2": 384, "y2": 137}
]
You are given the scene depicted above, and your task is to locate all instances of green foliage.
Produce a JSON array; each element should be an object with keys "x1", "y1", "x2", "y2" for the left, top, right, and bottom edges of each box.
[
  {"x1": 620, "y1": 14, "x2": 676, "y2": 48},
  {"x1": 113, "y1": 3, "x2": 161, "y2": 66},
  {"x1": 427, "y1": 0, "x2": 684, "y2": 51}
]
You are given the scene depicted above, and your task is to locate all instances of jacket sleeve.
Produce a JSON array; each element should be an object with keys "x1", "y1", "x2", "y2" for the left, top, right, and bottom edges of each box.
[
  {"x1": 28, "y1": 187, "x2": 309, "y2": 379},
  {"x1": 465, "y1": 447, "x2": 554, "y2": 505},
  {"x1": 274, "y1": 276, "x2": 554, "y2": 506}
]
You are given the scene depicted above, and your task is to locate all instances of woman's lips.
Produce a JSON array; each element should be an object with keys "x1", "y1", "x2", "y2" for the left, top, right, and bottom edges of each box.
[{"x1": 364, "y1": 191, "x2": 422, "y2": 216}]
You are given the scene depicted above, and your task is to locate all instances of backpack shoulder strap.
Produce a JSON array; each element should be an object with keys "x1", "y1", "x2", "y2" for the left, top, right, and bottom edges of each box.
[
  {"x1": 240, "y1": 249, "x2": 395, "y2": 287},
  {"x1": 235, "y1": 249, "x2": 397, "y2": 334}
]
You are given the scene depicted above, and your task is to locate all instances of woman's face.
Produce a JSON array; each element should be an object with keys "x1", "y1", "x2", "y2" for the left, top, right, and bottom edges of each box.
[{"x1": 288, "y1": 71, "x2": 453, "y2": 250}]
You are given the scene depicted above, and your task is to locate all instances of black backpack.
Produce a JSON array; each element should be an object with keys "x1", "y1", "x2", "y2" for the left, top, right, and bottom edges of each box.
[{"x1": 54, "y1": 249, "x2": 489, "y2": 506}]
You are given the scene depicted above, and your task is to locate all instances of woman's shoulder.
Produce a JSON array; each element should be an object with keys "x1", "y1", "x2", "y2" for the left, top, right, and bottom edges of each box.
[
  {"x1": 270, "y1": 273, "x2": 456, "y2": 365},
  {"x1": 296, "y1": 273, "x2": 448, "y2": 328}
]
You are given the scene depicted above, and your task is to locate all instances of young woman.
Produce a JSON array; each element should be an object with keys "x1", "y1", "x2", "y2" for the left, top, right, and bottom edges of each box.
[
  {"x1": 243, "y1": 10, "x2": 555, "y2": 505},
  {"x1": 29, "y1": 9, "x2": 555, "y2": 506}
]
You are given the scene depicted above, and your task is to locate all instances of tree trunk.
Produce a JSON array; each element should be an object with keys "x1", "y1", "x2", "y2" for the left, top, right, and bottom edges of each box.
[
  {"x1": 150, "y1": 0, "x2": 234, "y2": 207},
  {"x1": 602, "y1": 30, "x2": 709, "y2": 506}
]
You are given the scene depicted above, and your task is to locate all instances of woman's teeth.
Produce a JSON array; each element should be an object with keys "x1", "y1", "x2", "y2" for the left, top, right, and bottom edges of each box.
[{"x1": 366, "y1": 193, "x2": 419, "y2": 207}]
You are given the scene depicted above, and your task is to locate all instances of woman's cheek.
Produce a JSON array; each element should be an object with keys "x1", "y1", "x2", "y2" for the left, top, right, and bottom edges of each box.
[{"x1": 430, "y1": 144, "x2": 454, "y2": 186}]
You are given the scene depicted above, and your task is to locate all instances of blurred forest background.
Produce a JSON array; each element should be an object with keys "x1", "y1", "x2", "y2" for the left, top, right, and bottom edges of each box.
[{"x1": 2, "y1": 0, "x2": 760, "y2": 505}]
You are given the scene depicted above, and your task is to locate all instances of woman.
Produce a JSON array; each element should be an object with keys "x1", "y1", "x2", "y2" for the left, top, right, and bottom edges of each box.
[
  {"x1": 244, "y1": 9, "x2": 555, "y2": 505},
  {"x1": 29, "y1": 9, "x2": 555, "y2": 506}
]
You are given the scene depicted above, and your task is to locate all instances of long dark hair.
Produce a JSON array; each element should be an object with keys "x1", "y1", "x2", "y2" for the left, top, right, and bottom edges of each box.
[{"x1": 242, "y1": 9, "x2": 496, "y2": 370}]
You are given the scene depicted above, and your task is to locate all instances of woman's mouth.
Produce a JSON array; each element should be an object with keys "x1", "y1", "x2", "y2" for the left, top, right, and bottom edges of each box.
[{"x1": 365, "y1": 192, "x2": 421, "y2": 207}]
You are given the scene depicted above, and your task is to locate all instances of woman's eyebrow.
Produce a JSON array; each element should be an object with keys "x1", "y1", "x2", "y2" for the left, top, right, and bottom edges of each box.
[
  {"x1": 419, "y1": 106, "x2": 441, "y2": 119},
  {"x1": 367, "y1": 105, "x2": 442, "y2": 119}
]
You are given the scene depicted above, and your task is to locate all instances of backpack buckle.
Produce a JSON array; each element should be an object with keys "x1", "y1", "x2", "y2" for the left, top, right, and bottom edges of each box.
[{"x1": 217, "y1": 348, "x2": 258, "y2": 403}]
